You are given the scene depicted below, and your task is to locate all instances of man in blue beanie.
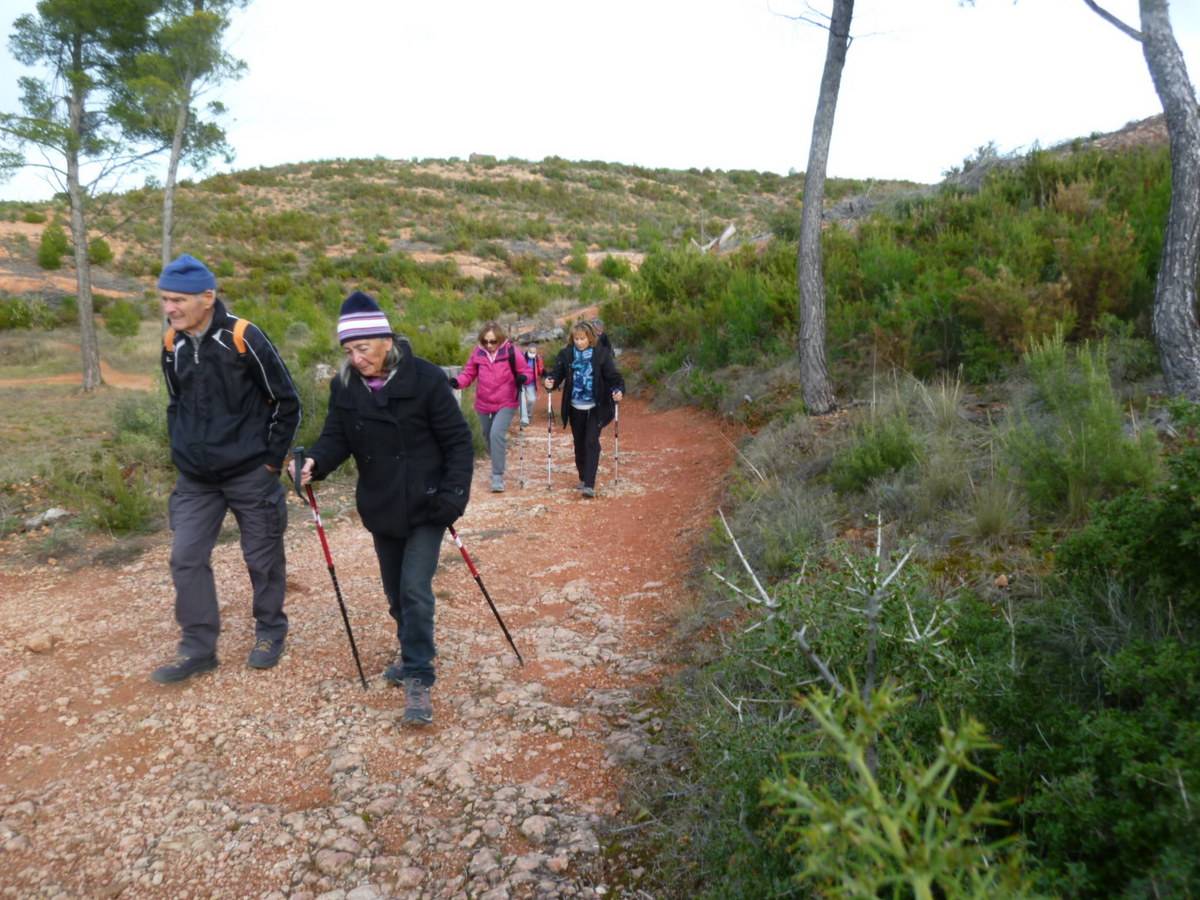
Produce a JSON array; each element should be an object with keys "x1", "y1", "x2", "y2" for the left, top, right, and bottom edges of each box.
[{"x1": 151, "y1": 253, "x2": 302, "y2": 684}]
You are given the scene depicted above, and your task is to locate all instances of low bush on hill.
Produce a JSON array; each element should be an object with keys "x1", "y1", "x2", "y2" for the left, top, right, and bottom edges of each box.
[
  {"x1": 619, "y1": 340, "x2": 1198, "y2": 896},
  {"x1": 37, "y1": 222, "x2": 69, "y2": 269}
]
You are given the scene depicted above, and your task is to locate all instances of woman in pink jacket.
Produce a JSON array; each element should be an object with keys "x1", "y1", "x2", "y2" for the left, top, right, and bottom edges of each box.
[{"x1": 449, "y1": 321, "x2": 532, "y2": 492}]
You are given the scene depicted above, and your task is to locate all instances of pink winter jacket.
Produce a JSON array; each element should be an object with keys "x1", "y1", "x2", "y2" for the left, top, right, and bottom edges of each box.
[{"x1": 452, "y1": 340, "x2": 532, "y2": 414}]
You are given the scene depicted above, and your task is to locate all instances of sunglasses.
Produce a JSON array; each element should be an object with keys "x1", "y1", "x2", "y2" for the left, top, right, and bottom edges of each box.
[{"x1": 482, "y1": 338, "x2": 499, "y2": 346}]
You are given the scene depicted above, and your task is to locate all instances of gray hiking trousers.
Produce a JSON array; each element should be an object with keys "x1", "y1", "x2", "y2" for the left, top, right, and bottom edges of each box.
[
  {"x1": 477, "y1": 405, "x2": 516, "y2": 477},
  {"x1": 168, "y1": 466, "x2": 288, "y2": 659}
]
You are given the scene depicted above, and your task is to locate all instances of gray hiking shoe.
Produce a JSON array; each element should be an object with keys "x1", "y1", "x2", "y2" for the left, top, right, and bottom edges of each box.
[
  {"x1": 403, "y1": 678, "x2": 433, "y2": 726},
  {"x1": 491, "y1": 474, "x2": 505, "y2": 492},
  {"x1": 382, "y1": 647, "x2": 404, "y2": 686},
  {"x1": 247, "y1": 637, "x2": 285, "y2": 669},
  {"x1": 151, "y1": 654, "x2": 217, "y2": 684},
  {"x1": 582, "y1": 486, "x2": 596, "y2": 498}
]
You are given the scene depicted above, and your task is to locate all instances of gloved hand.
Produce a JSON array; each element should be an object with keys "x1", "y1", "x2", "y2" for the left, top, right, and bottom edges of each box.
[
  {"x1": 427, "y1": 493, "x2": 463, "y2": 527},
  {"x1": 447, "y1": 375, "x2": 459, "y2": 389},
  {"x1": 515, "y1": 374, "x2": 528, "y2": 386}
]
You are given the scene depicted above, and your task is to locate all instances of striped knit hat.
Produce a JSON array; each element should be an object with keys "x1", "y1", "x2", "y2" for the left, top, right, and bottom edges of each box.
[{"x1": 336, "y1": 291, "x2": 392, "y2": 344}]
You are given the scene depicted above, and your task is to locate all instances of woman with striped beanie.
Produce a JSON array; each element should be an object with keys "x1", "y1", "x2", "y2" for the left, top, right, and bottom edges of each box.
[{"x1": 292, "y1": 291, "x2": 474, "y2": 726}]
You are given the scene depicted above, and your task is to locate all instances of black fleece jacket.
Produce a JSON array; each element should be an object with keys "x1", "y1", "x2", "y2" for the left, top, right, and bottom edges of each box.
[{"x1": 161, "y1": 299, "x2": 301, "y2": 483}]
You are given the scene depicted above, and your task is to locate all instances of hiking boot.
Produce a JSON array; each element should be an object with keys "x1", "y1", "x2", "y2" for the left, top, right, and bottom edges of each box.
[
  {"x1": 402, "y1": 678, "x2": 433, "y2": 726},
  {"x1": 582, "y1": 486, "x2": 596, "y2": 498},
  {"x1": 576, "y1": 481, "x2": 586, "y2": 491},
  {"x1": 491, "y1": 474, "x2": 505, "y2": 492},
  {"x1": 151, "y1": 654, "x2": 217, "y2": 684},
  {"x1": 247, "y1": 637, "x2": 285, "y2": 669},
  {"x1": 382, "y1": 647, "x2": 404, "y2": 686}
]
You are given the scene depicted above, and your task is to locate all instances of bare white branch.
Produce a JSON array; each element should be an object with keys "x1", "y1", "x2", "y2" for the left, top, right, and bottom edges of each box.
[
  {"x1": 711, "y1": 681, "x2": 743, "y2": 723},
  {"x1": 709, "y1": 568, "x2": 771, "y2": 608},
  {"x1": 879, "y1": 545, "x2": 916, "y2": 592},
  {"x1": 719, "y1": 432, "x2": 767, "y2": 483},
  {"x1": 717, "y1": 508, "x2": 776, "y2": 608}
]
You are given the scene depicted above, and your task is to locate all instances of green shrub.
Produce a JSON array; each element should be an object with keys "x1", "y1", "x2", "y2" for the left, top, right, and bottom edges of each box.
[
  {"x1": 830, "y1": 413, "x2": 919, "y2": 494},
  {"x1": 765, "y1": 686, "x2": 1035, "y2": 899},
  {"x1": 53, "y1": 458, "x2": 161, "y2": 535},
  {"x1": 567, "y1": 242, "x2": 589, "y2": 274},
  {"x1": 113, "y1": 391, "x2": 168, "y2": 446},
  {"x1": 500, "y1": 253, "x2": 534, "y2": 278},
  {"x1": 598, "y1": 254, "x2": 632, "y2": 280},
  {"x1": 407, "y1": 323, "x2": 464, "y2": 367},
  {"x1": 578, "y1": 270, "x2": 609, "y2": 304},
  {"x1": 200, "y1": 173, "x2": 239, "y2": 193},
  {"x1": 21, "y1": 209, "x2": 46, "y2": 224},
  {"x1": 37, "y1": 222, "x2": 69, "y2": 270},
  {"x1": 0, "y1": 296, "x2": 62, "y2": 330},
  {"x1": 1098, "y1": 313, "x2": 1158, "y2": 383},
  {"x1": 956, "y1": 265, "x2": 1074, "y2": 356},
  {"x1": 1054, "y1": 399, "x2": 1200, "y2": 624},
  {"x1": 983, "y1": 609, "x2": 1200, "y2": 896},
  {"x1": 1005, "y1": 331, "x2": 1159, "y2": 521},
  {"x1": 104, "y1": 299, "x2": 141, "y2": 338},
  {"x1": 88, "y1": 237, "x2": 114, "y2": 266}
]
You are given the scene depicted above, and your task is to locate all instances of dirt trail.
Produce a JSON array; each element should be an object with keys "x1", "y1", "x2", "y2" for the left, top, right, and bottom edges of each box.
[
  {"x1": 0, "y1": 397, "x2": 734, "y2": 898},
  {"x1": 0, "y1": 357, "x2": 153, "y2": 390}
]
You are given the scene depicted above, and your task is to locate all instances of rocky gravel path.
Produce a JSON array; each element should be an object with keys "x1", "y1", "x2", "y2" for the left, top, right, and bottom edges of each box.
[{"x1": 0, "y1": 397, "x2": 733, "y2": 898}]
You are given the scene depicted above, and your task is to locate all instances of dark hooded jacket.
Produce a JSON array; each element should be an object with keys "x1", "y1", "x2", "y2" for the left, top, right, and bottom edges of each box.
[
  {"x1": 161, "y1": 298, "x2": 301, "y2": 483},
  {"x1": 307, "y1": 339, "x2": 473, "y2": 538}
]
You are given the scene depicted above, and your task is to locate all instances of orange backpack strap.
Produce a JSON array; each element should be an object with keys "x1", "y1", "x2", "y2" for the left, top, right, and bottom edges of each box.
[
  {"x1": 163, "y1": 319, "x2": 252, "y2": 354},
  {"x1": 231, "y1": 318, "x2": 250, "y2": 354}
]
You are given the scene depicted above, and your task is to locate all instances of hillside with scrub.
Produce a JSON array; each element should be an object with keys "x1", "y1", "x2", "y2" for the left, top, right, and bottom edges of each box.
[{"x1": 2, "y1": 118, "x2": 1199, "y2": 898}]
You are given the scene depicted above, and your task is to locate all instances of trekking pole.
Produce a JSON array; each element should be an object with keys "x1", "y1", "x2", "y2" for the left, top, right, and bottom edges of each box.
[
  {"x1": 546, "y1": 387, "x2": 554, "y2": 492},
  {"x1": 291, "y1": 447, "x2": 369, "y2": 691},
  {"x1": 517, "y1": 420, "x2": 526, "y2": 489},
  {"x1": 446, "y1": 525, "x2": 524, "y2": 666},
  {"x1": 613, "y1": 401, "x2": 620, "y2": 486}
]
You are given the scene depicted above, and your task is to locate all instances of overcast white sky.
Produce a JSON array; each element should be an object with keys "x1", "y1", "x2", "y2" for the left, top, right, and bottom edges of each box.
[{"x1": 1, "y1": 0, "x2": 1198, "y2": 202}]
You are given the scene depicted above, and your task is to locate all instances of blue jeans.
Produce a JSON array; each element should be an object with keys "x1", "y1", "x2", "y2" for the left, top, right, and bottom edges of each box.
[{"x1": 372, "y1": 524, "x2": 444, "y2": 686}]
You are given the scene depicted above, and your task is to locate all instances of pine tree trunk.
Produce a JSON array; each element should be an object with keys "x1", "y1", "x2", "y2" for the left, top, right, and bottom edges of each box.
[
  {"x1": 161, "y1": 74, "x2": 193, "y2": 271},
  {"x1": 796, "y1": 0, "x2": 854, "y2": 415},
  {"x1": 1140, "y1": 0, "x2": 1200, "y2": 399},
  {"x1": 67, "y1": 37, "x2": 101, "y2": 392}
]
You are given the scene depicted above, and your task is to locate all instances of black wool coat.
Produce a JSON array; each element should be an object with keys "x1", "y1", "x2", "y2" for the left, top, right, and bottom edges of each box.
[
  {"x1": 308, "y1": 341, "x2": 473, "y2": 538},
  {"x1": 546, "y1": 340, "x2": 625, "y2": 429}
]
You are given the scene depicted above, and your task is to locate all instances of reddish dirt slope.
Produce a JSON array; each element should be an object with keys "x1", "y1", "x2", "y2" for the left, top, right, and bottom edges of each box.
[{"x1": 0, "y1": 397, "x2": 735, "y2": 897}]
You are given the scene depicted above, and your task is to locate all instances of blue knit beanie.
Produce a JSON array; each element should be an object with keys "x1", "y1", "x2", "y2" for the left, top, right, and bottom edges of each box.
[
  {"x1": 337, "y1": 291, "x2": 392, "y2": 344},
  {"x1": 158, "y1": 254, "x2": 216, "y2": 293}
]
